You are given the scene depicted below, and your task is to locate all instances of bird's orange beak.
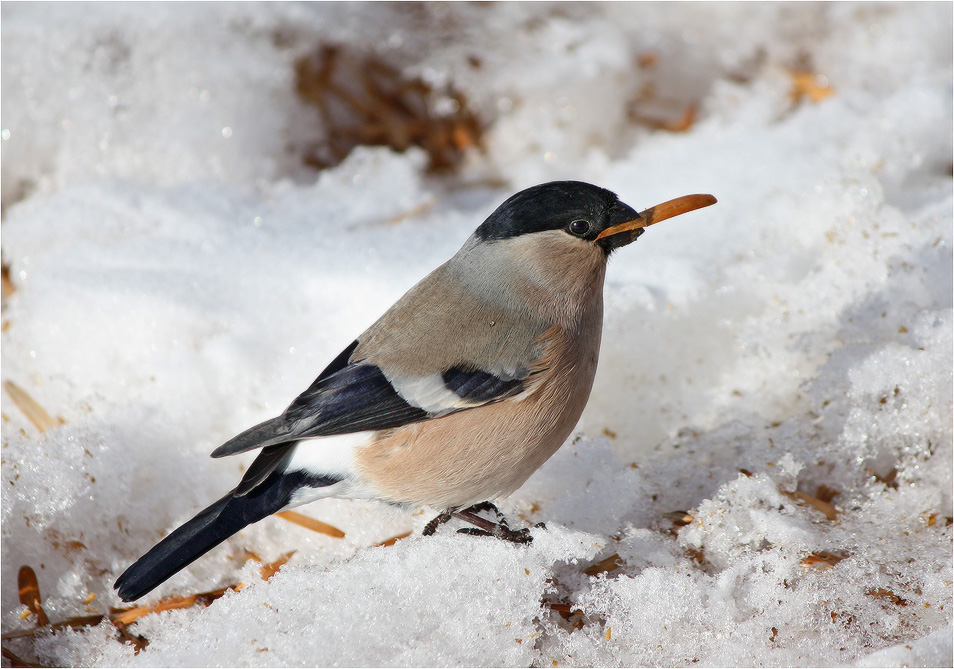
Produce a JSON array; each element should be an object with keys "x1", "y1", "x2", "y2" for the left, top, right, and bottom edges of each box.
[{"x1": 595, "y1": 193, "x2": 717, "y2": 241}]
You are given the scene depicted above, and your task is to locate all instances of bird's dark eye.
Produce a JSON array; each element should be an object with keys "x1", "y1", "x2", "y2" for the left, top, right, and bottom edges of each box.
[{"x1": 568, "y1": 220, "x2": 591, "y2": 237}]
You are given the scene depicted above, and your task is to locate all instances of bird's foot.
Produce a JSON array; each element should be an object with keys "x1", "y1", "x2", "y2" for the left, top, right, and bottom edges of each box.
[
  {"x1": 423, "y1": 502, "x2": 538, "y2": 543},
  {"x1": 455, "y1": 524, "x2": 534, "y2": 544}
]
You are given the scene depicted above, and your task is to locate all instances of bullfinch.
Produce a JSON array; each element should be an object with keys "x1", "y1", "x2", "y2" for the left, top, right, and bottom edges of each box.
[{"x1": 115, "y1": 180, "x2": 716, "y2": 602}]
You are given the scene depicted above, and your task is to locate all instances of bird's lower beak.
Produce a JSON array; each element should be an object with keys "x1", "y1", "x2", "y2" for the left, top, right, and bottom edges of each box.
[{"x1": 597, "y1": 193, "x2": 717, "y2": 250}]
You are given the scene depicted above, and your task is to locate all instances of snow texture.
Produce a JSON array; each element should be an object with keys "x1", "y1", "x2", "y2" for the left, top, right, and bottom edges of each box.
[{"x1": 2, "y1": 3, "x2": 951, "y2": 667}]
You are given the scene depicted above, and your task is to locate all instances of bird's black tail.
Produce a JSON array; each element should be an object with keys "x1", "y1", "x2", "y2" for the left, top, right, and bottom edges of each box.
[{"x1": 114, "y1": 469, "x2": 337, "y2": 602}]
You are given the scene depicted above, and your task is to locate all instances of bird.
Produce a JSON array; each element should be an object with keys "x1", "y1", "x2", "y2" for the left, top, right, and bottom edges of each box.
[{"x1": 114, "y1": 181, "x2": 716, "y2": 602}]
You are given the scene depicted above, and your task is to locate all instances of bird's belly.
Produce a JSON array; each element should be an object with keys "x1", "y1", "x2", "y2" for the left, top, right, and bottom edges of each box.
[{"x1": 354, "y1": 351, "x2": 598, "y2": 510}]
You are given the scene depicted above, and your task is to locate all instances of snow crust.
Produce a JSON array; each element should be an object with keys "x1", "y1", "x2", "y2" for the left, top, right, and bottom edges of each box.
[{"x1": 2, "y1": 3, "x2": 951, "y2": 666}]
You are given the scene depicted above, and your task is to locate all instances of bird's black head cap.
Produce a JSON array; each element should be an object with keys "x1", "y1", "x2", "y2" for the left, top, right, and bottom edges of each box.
[{"x1": 475, "y1": 181, "x2": 642, "y2": 253}]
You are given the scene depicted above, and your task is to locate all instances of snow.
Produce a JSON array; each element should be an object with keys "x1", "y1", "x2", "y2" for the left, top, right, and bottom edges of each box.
[{"x1": 2, "y1": 2, "x2": 951, "y2": 667}]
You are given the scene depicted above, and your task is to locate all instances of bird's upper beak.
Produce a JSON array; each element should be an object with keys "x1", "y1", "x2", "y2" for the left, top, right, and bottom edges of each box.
[{"x1": 597, "y1": 193, "x2": 718, "y2": 251}]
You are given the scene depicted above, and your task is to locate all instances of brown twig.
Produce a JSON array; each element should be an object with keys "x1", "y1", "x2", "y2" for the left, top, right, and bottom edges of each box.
[
  {"x1": 782, "y1": 489, "x2": 838, "y2": 521},
  {"x1": 17, "y1": 567, "x2": 49, "y2": 627},
  {"x1": 374, "y1": 531, "x2": 413, "y2": 547},
  {"x1": 273, "y1": 510, "x2": 345, "y2": 538},
  {"x1": 4, "y1": 382, "x2": 61, "y2": 433},
  {"x1": 1, "y1": 645, "x2": 45, "y2": 668},
  {"x1": 583, "y1": 554, "x2": 625, "y2": 576}
]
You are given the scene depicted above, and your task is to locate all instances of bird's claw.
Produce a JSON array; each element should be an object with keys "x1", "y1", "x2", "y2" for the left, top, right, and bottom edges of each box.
[
  {"x1": 422, "y1": 511, "x2": 452, "y2": 536},
  {"x1": 424, "y1": 502, "x2": 537, "y2": 544},
  {"x1": 456, "y1": 525, "x2": 533, "y2": 544}
]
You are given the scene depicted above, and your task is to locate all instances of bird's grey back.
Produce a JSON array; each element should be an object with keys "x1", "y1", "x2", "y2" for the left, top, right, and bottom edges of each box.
[{"x1": 354, "y1": 239, "x2": 553, "y2": 380}]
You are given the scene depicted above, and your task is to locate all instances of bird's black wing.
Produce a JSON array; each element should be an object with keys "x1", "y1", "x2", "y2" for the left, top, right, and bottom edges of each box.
[
  {"x1": 440, "y1": 365, "x2": 526, "y2": 404},
  {"x1": 212, "y1": 340, "x2": 423, "y2": 457},
  {"x1": 285, "y1": 361, "x2": 431, "y2": 437},
  {"x1": 212, "y1": 342, "x2": 529, "y2": 461}
]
